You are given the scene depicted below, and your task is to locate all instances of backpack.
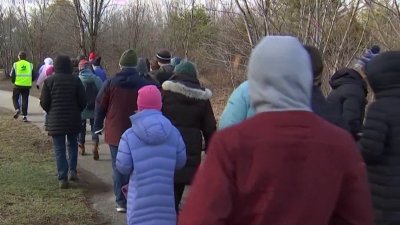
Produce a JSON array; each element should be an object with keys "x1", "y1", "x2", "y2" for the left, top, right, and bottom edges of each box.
[{"x1": 85, "y1": 81, "x2": 98, "y2": 110}]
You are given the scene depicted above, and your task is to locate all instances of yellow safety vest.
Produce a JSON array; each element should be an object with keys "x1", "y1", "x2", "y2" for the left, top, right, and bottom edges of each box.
[{"x1": 14, "y1": 60, "x2": 33, "y2": 87}]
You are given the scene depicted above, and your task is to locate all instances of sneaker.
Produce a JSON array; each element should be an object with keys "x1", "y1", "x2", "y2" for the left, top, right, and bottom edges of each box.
[
  {"x1": 59, "y1": 180, "x2": 68, "y2": 189},
  {"x1": 93, "y1": 143, "x2": 99, "y2": 161},
  {"x1": 68, "y1": 170, "x2": 78, "y2": 181},
  {"x1": 116, "y1": 205, "x2": 127, "y2": 213},
  {"x1": 13, "y1": 110, "x2": 20, "y2": 119},
  {"x1": 22, "y1": 116, "x2": 28, "y2": 122},
  {"x1": 78, "y1": 144, "x2": 85, "y2": 156}
]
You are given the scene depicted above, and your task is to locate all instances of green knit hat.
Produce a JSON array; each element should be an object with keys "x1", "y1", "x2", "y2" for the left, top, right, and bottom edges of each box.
[
  {"x1": 119, "y1": 49, "x2": 138, "y2": 67},
  {"x1": 174, "y1": 60, "x2": 198, "y2": 77}
]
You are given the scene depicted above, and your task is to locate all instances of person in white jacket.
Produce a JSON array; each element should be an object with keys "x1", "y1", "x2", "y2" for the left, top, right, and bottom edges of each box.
[
  {"x1": 36, "y1": 57, "x2": 53, "y2": 89},
  {"x1": 36, "y1": 57, "x2": 54, "y2": 128}
]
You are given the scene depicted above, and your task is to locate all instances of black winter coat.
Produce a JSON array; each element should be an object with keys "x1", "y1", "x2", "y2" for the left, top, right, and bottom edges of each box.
[
  {"x1": 40, "y1": 73, "x2": 86, "y2": 136},
  {"x1": 360, "y1": 51, "x2": 400, "y2": 225},
  {"x1": 161, "y1": 74, "x2": 216, "y2": 184},
  {"x1": 312, "y1": 85, "x2": 348, "y2": 130},
  {"x1": 154, "y1": 64, "x2": 174, "y2": 85},
  {"x1": 327, "y1": 68, "x2": 367, "y2": 139}
]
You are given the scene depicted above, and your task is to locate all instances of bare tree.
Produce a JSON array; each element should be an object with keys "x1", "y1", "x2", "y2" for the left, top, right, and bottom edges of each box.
[{"x1": 72, "y1": 0, "x2": 110, "y2": 55}]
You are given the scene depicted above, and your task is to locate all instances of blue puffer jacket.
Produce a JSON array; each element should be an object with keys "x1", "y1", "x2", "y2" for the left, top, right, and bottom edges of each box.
[
  {"x1": 218, "y1": 81, "x2": 255, "y2": 129},
  {"x1": 93, "y1": 66, "x2": 107, "y2": 82},
  {"x1": 116, "y1": 110, "x2": 186, "y2": 225}
]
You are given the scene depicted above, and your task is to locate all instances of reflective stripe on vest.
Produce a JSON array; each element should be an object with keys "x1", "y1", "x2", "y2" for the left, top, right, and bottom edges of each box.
[{"x1": 14, "y1": 60, "x2": 32, "y2": 86}]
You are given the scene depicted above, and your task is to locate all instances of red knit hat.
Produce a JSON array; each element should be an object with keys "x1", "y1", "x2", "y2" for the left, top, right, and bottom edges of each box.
[
  {"x1": 89, "y1": 52, "x2": 96, "y2": 61},
  {"x1": 137, "y1": 85, "x2": 162, "y2": 111}
]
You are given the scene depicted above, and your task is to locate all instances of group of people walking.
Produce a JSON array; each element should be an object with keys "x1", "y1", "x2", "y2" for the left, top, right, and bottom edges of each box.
[{"x1": 7, "y1": 34, "x2": 400, "y2": 225}]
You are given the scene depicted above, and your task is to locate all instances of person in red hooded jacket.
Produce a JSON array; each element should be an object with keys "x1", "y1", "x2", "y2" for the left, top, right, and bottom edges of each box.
[{"x1": 178, "y1": 36, "x2": 374, "y2": 225}]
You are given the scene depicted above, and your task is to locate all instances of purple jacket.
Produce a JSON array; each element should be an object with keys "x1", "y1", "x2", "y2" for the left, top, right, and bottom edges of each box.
[{"x1": 117, "y1": 110, "x2": 186, "y2": 225}]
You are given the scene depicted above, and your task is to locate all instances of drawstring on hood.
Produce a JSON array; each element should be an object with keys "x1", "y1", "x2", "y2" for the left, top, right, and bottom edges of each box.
[{"x1": 248, "y1": 36, "x2": 313, "y2": 113}]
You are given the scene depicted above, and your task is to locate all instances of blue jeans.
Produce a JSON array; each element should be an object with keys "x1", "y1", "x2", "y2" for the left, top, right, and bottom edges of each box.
[
  {"x1": 110, "y1": 145, "x2": 129, "y2": 207},
  {"x1": 78, "y1": 119, "x2": 99, "y2": 145},
  {"x1": 52, "y1": 134, "x2": 79, "y2": 181}
]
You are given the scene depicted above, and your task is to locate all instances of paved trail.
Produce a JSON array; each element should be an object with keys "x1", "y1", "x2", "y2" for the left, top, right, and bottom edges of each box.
[{"x1": 0, "y1": 90, "x2": 126, "y2": 225}]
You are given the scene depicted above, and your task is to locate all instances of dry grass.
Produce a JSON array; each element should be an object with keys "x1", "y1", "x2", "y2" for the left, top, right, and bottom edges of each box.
[{"x1": 0, "y1": 109, "x2": 96, "y2": 225}]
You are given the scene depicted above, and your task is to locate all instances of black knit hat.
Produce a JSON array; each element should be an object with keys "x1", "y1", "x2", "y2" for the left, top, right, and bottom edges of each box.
[
  {"x1": 156, "y1": 49, "x2": 171, "y2": 64},
  {"x1": 371, "y1": 45, "x2": 380, "y2": 54},
  {"x1": 54, "y1": 55, "x2": 73, "y2": 74},
  {"x1": 93, "y1": 57, "x2": 102, "y2": 66}
]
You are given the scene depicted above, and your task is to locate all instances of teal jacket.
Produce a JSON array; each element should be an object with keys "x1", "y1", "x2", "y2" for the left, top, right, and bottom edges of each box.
[
  {"x1": 79, "y1": 69, "x2": 103, "y2": 119},
  {"x1": 218, "y1": 81, "x2": 255, "y2": 129}
]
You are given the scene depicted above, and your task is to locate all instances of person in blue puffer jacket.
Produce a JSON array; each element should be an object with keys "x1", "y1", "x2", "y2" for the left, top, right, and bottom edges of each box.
[{"x1": 116, "y1": 85, "x2": 187, "y2": 225}]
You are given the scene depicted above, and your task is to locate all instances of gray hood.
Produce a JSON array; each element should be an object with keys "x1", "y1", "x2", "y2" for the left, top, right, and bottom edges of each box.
[{"x1": 248, "y1": 36, "x2": 313, "y2": 113}]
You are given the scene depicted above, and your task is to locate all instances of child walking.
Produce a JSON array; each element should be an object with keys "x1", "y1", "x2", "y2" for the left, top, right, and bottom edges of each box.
[{"x1": 116, "y1": 85, "x2": 186, "y2": 225}]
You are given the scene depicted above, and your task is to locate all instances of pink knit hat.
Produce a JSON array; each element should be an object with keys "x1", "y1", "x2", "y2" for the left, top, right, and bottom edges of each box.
[
  {"x1": 45, "y1": 65, "x2": 54, "y2": 77},
  {"x1": 78, "y1": 59, "x2": 89, "y2": 71},
  {"x1": 137, "y1": 85, "x2": 162, "y2": 111}
]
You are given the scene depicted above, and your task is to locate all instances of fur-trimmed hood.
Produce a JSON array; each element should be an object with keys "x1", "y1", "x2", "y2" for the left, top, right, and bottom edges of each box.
[{"x1": 162, "y1": 80, "x2": 212, "y2": 100}]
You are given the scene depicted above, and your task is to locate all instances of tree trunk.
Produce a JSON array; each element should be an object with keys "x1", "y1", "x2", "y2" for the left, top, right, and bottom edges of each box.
[{"x1": 72, "y1": 0, "x2": 87, "y2": 56}]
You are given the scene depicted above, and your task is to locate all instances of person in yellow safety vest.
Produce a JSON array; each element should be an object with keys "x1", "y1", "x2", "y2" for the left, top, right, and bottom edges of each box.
[{"x1": 10, "y1": 51, "x2": 36, "y2": 122}]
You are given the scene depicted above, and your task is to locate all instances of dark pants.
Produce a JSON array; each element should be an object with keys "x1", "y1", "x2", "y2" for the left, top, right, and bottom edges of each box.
[
  {"x1": 109, "y1": 145, "x2": 130, "y2": 208},
  {"x1": 52, "y1": 134, "x2": 79, "y2": 181},
  {"x1": 78, "y1": 119, "x2": 99, "y2": 145},
  {"x1": 12, "y1": 87, "x2": 30, "y2": 116},
  {"x1": 174, "y1": 183, "x2": 186, "y2": 214}
]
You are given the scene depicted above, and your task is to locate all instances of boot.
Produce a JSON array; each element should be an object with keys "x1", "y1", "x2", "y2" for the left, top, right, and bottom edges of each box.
[
  {"x1": 68, "y1": 170, "x2": 78, "y2": 181},
  {"x1": 59, "y1": 180, "x2": 68, "y2": 189},
  {"x1": 79, "y1": 143, "x2": 85, "y2": 156},
  {"x1": 93, "y1": 143, "x2": 99, "y2": 160}
]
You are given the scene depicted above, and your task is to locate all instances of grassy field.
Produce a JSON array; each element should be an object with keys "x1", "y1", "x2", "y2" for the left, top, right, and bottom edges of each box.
[{"x1": 0, "y1": 108, "x2": 96, "y2": 225}]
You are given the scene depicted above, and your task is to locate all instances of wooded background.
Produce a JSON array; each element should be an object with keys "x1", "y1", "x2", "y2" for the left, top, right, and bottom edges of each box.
[{"x1": 1, "y1": 0, "x2": 399, "y2": 94}]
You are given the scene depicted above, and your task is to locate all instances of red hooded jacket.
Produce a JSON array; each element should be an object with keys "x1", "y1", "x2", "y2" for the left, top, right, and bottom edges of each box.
[{"x1": 179, "y1": 111, "x2": 374, "y2": 225}]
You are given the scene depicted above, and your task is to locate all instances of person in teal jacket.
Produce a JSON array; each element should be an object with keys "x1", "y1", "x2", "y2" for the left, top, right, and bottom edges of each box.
[
  {"x1": 218, "y1": 80, "x2": 255, "y2": 129},
  {"x1": 78, "y1": 59, "x2": 103, "y2": 159}
]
